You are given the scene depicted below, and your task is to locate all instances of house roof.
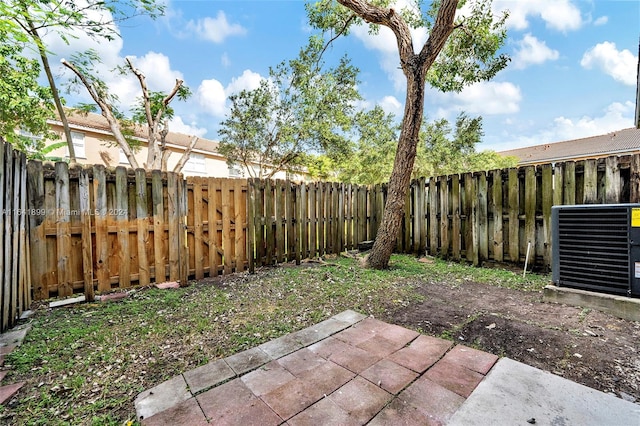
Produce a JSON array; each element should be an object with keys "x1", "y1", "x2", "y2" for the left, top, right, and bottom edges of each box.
[
  {"x1": 498, "y1": 127, "x2": 640, "y2": 165},
  {"x1": 51, "y1": 111, "x2": 220, "y2": 154}
]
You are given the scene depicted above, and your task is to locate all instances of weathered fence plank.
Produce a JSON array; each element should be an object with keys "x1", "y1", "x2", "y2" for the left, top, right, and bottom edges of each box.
[
  {"x1": 116, "y1": 167, "x2": 130, "y2": 289},
  {"x1": 451, "y1": 174, "x2": 461, "y2": 260},
  {"x1": 79, "y1": 169, "x2": 94, "y2": 301},
  {"x1": 135, "y1": 169, "x2": 150, "y2": 286},
  {"x1": 508, "y1": 168, "x2": 519, "y2": 263},
  {"x1": 541, "y1": 164, "x2": 553, "y2": 268},
  {"x1": 491, "y1": 170, "x2": 503, "y2": 262},
  {"x1": 55, "y1": 162, "x2": 71, "y2": 297},
  {"x1": 151, "y1": 170, "x2": 165, "y2": 283}
]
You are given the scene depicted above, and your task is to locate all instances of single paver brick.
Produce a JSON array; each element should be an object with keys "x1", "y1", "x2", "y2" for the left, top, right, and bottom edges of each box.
[
  {"x1": 357, "y1": 334, "x2": 405, "y2": 358},
  {"x1": 334, "y1": 317, "x2": 388, "y2": 346},
  {"x1": 331, "y1": 310, "x2": 367, "y2": 325},
  {"x1": 197, "y1": 378, "x2": 281, "y2": 425},
  {"x1": 292, "y1": 327, "x2": 328, "y2": 347},
  {"x1": 260, "y1": 377, "x2": 325, "y2": 420},
  {"x1": 328, "y1": 343, "x2": 381, "y2": 374},
  {"x1": 141, "y1": 397, "x2": 208, "y2": 426},
  {"x1": 241, "y1": 361, "x2": 296, "y2": 396},
  {"x1": 225, "y1": 347, "x2": 271, "y2": 375},
  {"x1": 183, "y1": 358, "x2": 235, "y2": 394},
  {"x1": 368, "y1": 398, "x2": 433, "y2": 426},
  {"x1": 399, "y1": 376, "x2": 465, "y2": 424},
  {"x1": 329, "y1": 376, "x2": 393, "y2": 424},
  {"x1": 0, "y1": 382, "x2": 24, "y2": 405},
  {"x1": 0, "y1": 371, "x2": 8, "y2": 383},
  {"x1": 288, "y1": 396, "x2": 359, "y2": 426},
  {"x1": 360, "y1": 358, "x2": 419, "y2": 395},
  {"x1": 259, "y1": 333, "x2": 304, "y2": 359},
  {"x1": 303, "y1": 317, "x2": 352, "y2": 337},
  {"x1": 155, "y1": 281, "x2": 180, "y2": 289},
  {"x1": 297, "y1": 360, "x2": 356, "y2": 396},
  {"x1": 308, "y1": 336, "x2": 352, "y2": 360},
  {"x1": 135, "y1": 375, "x2": 191, "y2": 421},
  {"x1": 278, "y1": 348, "x2": 327, "y2": 376},
  {"x1": 424, "y1": 359, "x2": 485, "y2": 398},
  {"x1": 443, "y1": 344, "x2": 498, "y2": 375},
  {"x1": 388, "y1": 335, "x2": 452, "y2": 373},
  {"x1": 376, "y1": 322, "x2": 420, "y2": 347},
  {"x1": 0, "y1": 345, "x2": 17, "y2": 356},
  {"x1": 0, "y1": 324, "x2": 31, "y2": 348},
  {"x1": 217, "y1": 399, "x2": 281, "y2": 426}
]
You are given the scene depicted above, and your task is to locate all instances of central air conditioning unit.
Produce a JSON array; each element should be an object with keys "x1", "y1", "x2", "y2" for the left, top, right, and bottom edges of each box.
[{"x1": 552, "y1": 204, "x2": 640, "y2": 297}]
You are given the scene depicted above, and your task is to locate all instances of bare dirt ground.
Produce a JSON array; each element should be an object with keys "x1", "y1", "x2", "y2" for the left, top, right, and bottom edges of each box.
[{"x1": 386, "y1": 278, "x2": 640, "y2": 405}]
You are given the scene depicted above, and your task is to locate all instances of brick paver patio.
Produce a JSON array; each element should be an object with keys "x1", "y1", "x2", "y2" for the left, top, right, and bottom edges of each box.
[{"x1": 135, "y1": 310, "x2": 498, "y2": 425}]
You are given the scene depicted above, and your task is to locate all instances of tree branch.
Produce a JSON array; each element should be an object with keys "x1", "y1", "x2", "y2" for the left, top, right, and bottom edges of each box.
[
  {"x1": 61, "y1": 58, "x2": 141, "y2": 169},
  {"x1": 337, "y1": 0, "x2": 415, "y2": 67},
  {"x1": 173, "y1": 136, "x2": 199, "y2": 173},
  {"x1": 319, "y1": 13, "x2": 357, "y2": 63}
]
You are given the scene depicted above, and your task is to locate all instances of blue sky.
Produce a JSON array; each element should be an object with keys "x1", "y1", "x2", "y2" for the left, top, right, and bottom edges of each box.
[{"x1": 50, "y1": 0, "x2": 640, "y2": 152}]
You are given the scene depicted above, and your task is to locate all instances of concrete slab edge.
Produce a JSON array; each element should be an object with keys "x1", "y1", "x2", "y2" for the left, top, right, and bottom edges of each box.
[{"x1": 543, "y1": 285, "x2": 640, "y2": 322}]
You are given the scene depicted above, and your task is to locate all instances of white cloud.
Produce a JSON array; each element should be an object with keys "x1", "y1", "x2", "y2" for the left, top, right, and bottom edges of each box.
[
  {"x1": 512, "y1": 34, "x2": 559, "y2": 69},
  {"x1": 487, "y1": 101, "x2": 635, "y2": 151},
  {"x1": 168, "y1": 116, "x2": 208, "y2": 137},
  {"x1": 221, "y1": 52, "x2": 231, "y2": 68},
  {"x1": 580, "y1": 42, "x2": 637, "y2": 86},
  {"x1": 593, "y1": 16, "x2": 608, "y2": 26},
  {"x1": 441, "y1": 81, "x2": 522, "y2": 116},
  {"x1": 196, "y1": 79, "x2": 227, "y2": 117},
  {"x1": 548, "y1": 101, "x2": 635, "y2": 140},
  {"x1": 379, "y1": 95, "x2": 403, "y2": 117},
  {"x1": 185, "y1": 11, "x2": 246, "y2": 43},
  {"x1": 494, "y1": 0, "x2": 582, "y2": 32},
  {"x1": 196, "y1": 69, "x2": 266, "y2": 118},
  {"x1": 226, "y1": 70, "x2": 263, "y2": 95}
]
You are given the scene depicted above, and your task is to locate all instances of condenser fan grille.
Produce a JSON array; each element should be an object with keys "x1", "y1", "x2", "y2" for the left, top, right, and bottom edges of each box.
[{"x1": 556, "y1": 208, "x2": 630, "y2": 295}]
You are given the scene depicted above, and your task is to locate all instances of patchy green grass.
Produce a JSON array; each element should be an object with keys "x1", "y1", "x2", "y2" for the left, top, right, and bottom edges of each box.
[{"x1": 1, "y1": 254, "x2": 549, "y2": 425}]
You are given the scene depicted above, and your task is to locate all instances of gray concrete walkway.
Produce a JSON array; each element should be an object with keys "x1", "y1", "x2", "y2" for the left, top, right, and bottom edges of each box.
[{"x1": 134, "y1": 310, "x2": 640, "y2": 425}]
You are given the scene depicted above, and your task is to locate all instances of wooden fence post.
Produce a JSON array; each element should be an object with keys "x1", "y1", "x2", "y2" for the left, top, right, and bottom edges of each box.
[
  {"x1": 193, "y1": 177, "x2": 204, "y2": 280},
  {"x1": 151, "y1": 170, "x2": 165, "y2": 283},
  {"x1": 524, "y1": 166, "x2": 537, "y2": 265},
  {"x1": 564, "y1": 161, "x2": 576, "y2": 205},
  {"x1": 605, "y1": 156, "x2": 620, "y2": 203},
  {"x1": 27, "y1": 161, "x2": 47, "y2": 301},
  {"x1": 135, "y1": 169, "x2": 150, "y2": 286},
  {"x1": 541, "y1": 164, "x2": 553, "y2": 268},
  {"x1": 55, "y1": 161, "x2": 71, "y2": 297},
  {"x1": 508, "y1": 168, "x2": 519, "y2": 263},
  {"x1": 79, "y1": 168, "x2": 94, "y2": 301},
  {"x1": 583, "y1": 159, "x2": 597, "y2": 203},
  {"x1": 491, "y1": 170, "x2": 503, "y2": 262},
  {"x1": 451, "y1": 174, "x2": 461, "y2": 260},
  {"x1": 115, "y1": 167, "x2": 130, "y2": 289},
  {"x1": 477, "y1": 172, "x2": 488, "y2": 263},
  {"x1": 439, "y1": 176, "x2": 450, "y2": 258}
]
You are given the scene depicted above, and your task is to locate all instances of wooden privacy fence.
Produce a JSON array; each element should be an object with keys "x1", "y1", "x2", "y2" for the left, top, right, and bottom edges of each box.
[
  {"x1": 247, "y1": 154, "x2": 640, "y2": 271},
  {"x1": 25, "y1": 162, "x2": 248, "y2": 301},
  {"x1": 15, "y1": 152, "x2": 640, "y2": 305},
  {"x1": 0, "y1": 138, "x2": 30, "y2": 332}
]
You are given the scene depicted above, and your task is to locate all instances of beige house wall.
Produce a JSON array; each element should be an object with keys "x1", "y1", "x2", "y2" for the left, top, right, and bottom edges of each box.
[
  {"x1": 47, "y1": 121, "x2": 237, "y2": 178},
  {"x1": 43, "y1": 115, "x2": 309, "y2": 181}
]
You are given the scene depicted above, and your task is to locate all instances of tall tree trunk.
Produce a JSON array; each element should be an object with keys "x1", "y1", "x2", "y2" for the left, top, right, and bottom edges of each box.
[
  {"x1": 27, "y1": 21, "x2": 76, "y2": 164},
  {"x1": 368, "y1": 68, "x2": 426, "y2": 269},
  {"x1": 338, "y1": 0, "x2": 458, "y2": 269}
]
